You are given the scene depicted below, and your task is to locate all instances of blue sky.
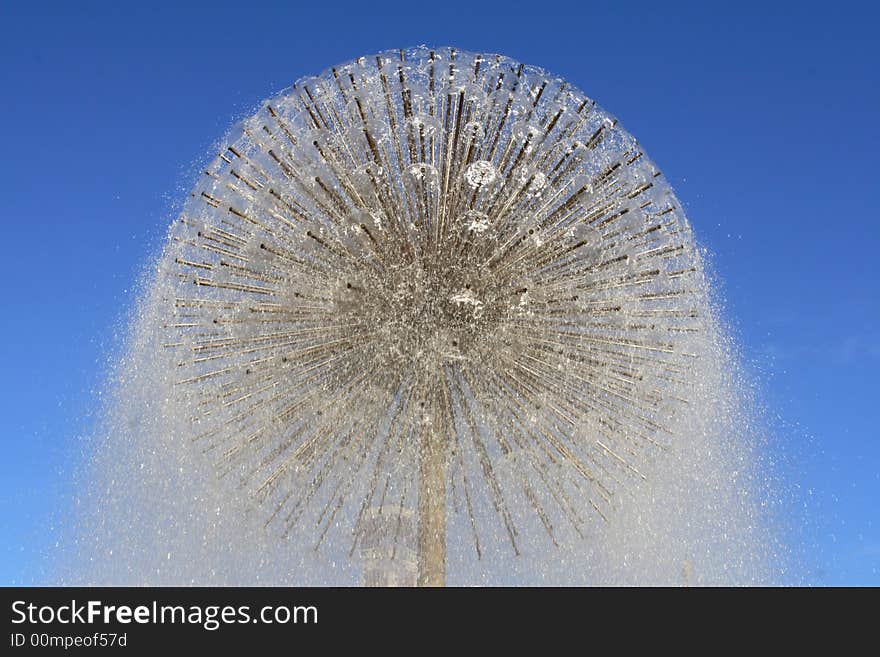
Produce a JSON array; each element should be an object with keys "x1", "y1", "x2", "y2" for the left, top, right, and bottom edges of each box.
[{"x1": 1, "y1": 0, "x2": 876, "y2": 585}]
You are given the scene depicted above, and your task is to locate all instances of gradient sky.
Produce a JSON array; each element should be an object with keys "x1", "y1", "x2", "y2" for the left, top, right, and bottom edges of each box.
[{"x1": 1, "y1": 0, "x2": 876, "y2": 585}]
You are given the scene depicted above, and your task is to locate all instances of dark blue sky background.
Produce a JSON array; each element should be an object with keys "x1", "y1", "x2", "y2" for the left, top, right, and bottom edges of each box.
[{"x1": 1, "y1": 0, "x2": 876, "y2": 584}]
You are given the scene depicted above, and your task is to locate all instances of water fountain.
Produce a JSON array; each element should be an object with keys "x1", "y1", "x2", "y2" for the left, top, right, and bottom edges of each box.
[{"x1": 62, "y1": 47, "x2": 782, "y2": 586}]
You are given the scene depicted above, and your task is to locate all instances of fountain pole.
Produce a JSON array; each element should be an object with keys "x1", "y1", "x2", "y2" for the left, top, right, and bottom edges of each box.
[{"x1": 417, "y1": 388, "x2": 446, "y2": 586}]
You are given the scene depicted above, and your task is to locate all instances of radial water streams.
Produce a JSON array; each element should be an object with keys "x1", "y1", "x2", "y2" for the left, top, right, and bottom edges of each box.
[{"x1": 61, "y1": 47, "x2": 782, "y2": 585}]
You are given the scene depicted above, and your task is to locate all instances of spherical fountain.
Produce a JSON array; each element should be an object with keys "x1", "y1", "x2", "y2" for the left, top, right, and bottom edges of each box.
[{"x1": 65, "y1": 47, "x2": 781, "y2": 586}]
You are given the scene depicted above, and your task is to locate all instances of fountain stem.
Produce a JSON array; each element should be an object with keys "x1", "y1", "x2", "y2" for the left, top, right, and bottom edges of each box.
[{"x1": 417, "y1": 396, "x2": 446, "y2": 587}]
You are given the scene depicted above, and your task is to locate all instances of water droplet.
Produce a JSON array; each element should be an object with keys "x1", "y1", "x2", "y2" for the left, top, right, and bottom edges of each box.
[{"x1": 464, "y1": 160, "x2": 496, "y2": 188}]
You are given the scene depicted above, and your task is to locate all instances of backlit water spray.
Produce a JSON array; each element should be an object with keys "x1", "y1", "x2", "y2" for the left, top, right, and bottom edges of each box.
[{"x1": 61, "y1": 47, "x2": 784, "y2": 585}]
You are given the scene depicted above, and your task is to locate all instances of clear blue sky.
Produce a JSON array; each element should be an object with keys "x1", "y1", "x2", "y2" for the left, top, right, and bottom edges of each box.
[{"x1": 1, "y1": 0, "x2": 876, "y2": 585}]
